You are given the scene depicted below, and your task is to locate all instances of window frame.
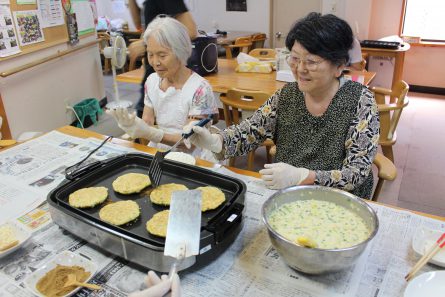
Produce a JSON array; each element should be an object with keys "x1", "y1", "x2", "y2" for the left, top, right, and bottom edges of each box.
[{"x1": 400, "y1": 0, "x2": 445, "y2": 44}]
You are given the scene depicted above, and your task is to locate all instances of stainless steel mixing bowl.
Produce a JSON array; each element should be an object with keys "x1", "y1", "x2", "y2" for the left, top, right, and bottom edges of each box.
[{"x1": 262, "y1": 185, "x2": 379, "y2": 274}]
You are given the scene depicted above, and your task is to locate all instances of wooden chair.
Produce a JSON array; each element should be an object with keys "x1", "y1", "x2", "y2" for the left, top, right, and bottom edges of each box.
[
  {"x1": 0, "y1": 115, "x2": 16, "y2": 148},
  {"x1": 220, "y1": 88, "x2": 274, "y2": 170},
  {"x1": 248, "y1": 48, "x2": 276, "y2": 59},
  {"x1": 127, "y1": 39, "x2": 146, "y2": 71},
  {"x1": 97, "y1": 32, "x2": 111, "y2": 74},
  {"x1": 251, "y1": 33, "x2": 267, "y2": 49},
  {"x1": 372, "y1": 152, "x2": 397, "y2": 201},
  {"x1": 223, "y1": 37, "x2": 252, "y2": 59},
  {"x1": 269, "y1": 146, "x2": 396, "y2": 201},
  {"x1": 371, "y1": 80, "x2": 409, "y2": 162}
]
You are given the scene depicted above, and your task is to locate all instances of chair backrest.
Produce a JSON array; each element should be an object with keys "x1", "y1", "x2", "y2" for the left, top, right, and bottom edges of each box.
[
  {"x1": 248, "y1": 48, "x2": 276, "y2": 59},
  {"x1": 372, "y1": 80, "x2": 409, "y2": 141},
  {"x1": 251, "y1": 33, "x2": 267, "y2": 49},
  {"x1": 220, "y1": 88, "x2": 270, "y2": 126},
  {"x1": 127, "y1": 39, "x2": 146, "y2": 71},
  {"x1": 359, "y1": 58, "x2": 366, "y2": 71},
  {"x1": 224, "y1": 37, "x2": 252, "y2": 59}
]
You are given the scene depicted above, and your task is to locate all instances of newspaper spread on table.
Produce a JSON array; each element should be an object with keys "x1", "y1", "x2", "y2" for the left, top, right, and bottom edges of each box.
[
  {"x1": 0, "y1": 131, "x2": 136, "y2": 225},
  {"x1": 0, "y1": 132, "x2": 444, "y2": 297}
]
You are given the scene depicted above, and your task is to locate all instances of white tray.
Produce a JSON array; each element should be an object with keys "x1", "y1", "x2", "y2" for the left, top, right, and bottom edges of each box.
[
  {"x1": 24, "y1": 251, "x2": 98, "y2": 297},
  {"x1": 0, "y1": 221, "x2": 32, "y2": 259}
]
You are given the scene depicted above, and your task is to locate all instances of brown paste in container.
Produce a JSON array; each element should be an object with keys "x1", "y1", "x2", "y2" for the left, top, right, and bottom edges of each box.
[{"x1": 35, "y1": 264, "x2": 90, "y2": 297}]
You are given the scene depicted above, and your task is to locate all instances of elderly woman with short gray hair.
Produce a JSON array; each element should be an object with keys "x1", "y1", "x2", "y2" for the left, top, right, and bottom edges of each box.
[{"x1": 108, "y1": 16, "x2": 218, "y2": 160}]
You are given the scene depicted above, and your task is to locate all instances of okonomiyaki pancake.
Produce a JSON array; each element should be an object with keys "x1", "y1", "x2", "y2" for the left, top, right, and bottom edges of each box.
[
  {"x1": 99, "y1": 200, "x2": 140, "y2": 225},
  {"x1": 149, "y1": 183, "x2": 188, "y2": 205},
  {"x1": 112, "y1": 173, "x2": 151, "y2": 194},
  {"x1": 68, "y1": 186, "x2": 108, "y2": 208},
  {"x1": 146, "y1": 210, "x2": 169, "y2": 237},
  {"x1": 196, "y1": 186, "x2": 225, "y2": 212}
]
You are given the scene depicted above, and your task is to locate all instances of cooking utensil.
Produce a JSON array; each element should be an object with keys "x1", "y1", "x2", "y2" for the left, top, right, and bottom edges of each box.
[
  {"x1": 262, "y1": 185, "x2": 378, "y2": 274},
  {"x1": 48, "y1": 153, "x2": 246, "y2": 272},
  {"x1": 405, "y1": 232, "x2": 445, "y2": 281},
  {"x1": 148, "y1": 117, "x2": 211, "y2": 187},
  {"x1": 62, "y1": 273, "x2": 101, "y2": 291},
  {"x1": 164, "y1": 190, "x2": 202, "y2": 276},
  {"x1": 63, "y1": 273, "x2": 102, "y2": 290}
]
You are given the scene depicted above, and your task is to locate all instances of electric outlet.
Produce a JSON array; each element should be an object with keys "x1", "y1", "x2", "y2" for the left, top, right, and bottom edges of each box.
[{"x1": 64, "y1": 98, "x2": 71, "y2": 111}]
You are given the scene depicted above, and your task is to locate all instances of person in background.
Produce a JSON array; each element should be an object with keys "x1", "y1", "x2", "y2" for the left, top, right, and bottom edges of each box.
[
  {"x1": 108, "y1": 16, "x2": 218, "y2": 161},
  {"x1": 184, "y1": 12, "x2": 380, "y2": 199},
  {"x1": 128, "y1": 0, "x2": 197, "y2": 118},
  {"x1": 129, "y1": 0, "x2": 146, "y2": 31},
  {"x1": 348, "y1": 38, "x2": 365, "y2": 71}
]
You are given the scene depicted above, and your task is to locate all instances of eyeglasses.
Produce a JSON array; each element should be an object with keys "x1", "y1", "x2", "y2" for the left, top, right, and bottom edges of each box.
[{"x1": 285, "y1": 54, "x2": 324, "y2": 71}]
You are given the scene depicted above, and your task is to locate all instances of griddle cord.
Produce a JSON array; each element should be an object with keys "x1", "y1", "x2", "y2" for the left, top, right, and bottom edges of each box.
[{"x1": 65, "y1": 136, "x2": 113, "y2": 178}]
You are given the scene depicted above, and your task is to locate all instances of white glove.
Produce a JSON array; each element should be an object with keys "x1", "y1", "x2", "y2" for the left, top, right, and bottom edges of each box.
[
  {"x1": 259, "y1": 162, "x2": 310, "y2": 189},
  {"x1": 107, "y1": 108, "x2": 163, "y2": 143},
  {"x1": 183, "y1": 122, "x2": 223, "y2": 153},
  {"x1": 128, "y1": 271, "x2": 180, "y2": 297}
]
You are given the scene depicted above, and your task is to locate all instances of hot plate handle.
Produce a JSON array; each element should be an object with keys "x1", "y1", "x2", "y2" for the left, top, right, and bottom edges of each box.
[
  {"x1": 205, "y1": 203, "x2": 244, "y2": 243},
  {"x1": 65, "y1": 160, "x2": 103, "y2": 180},
  {"x1": 64, "y1": 155, "x2": 123, "y2": 180}
]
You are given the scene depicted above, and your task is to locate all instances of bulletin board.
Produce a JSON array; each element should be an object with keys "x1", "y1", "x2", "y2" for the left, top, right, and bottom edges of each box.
[{"x1": 0, "y1": 0, "x2": 96, "y2": 62}]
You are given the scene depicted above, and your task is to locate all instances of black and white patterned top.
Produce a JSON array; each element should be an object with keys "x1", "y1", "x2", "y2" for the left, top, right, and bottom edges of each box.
[{"x1": 218, "y1": 78, "x2": 380, "y2": 198}]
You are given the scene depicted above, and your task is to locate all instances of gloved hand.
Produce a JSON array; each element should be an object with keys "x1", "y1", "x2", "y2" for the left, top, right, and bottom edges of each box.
[
  {"x1": 128, "y1": 271, "x2": 180, "y2": 297},
  {"x1": 259, "y1": 162, "x2": 310, "y2": 189},
  {"x1": 107, "y1": 108, "x2": 163, "y2": 143},
  {"x1": 183, "y1": 121, "x2": 223, "y2": 153}
]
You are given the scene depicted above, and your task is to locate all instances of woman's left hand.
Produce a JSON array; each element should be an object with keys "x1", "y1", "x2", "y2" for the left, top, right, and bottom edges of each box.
[{"x1": 259, "y1": 162, "x2": 309, "y2": 189}]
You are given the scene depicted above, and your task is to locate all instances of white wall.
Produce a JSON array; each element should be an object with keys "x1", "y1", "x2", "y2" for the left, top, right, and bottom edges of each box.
[
  {"x1": 0, "y1": 35, "x2": 105, "y2": 138},
  {"x1": 322, "y1": 0, "x2": 372, "y2": 40},
  {"x1": 186, "y1": 0, "x2": 270, "y2": 36},
  {"x1": 96, "y1": 0, "x2": 138, "y2": 31}
]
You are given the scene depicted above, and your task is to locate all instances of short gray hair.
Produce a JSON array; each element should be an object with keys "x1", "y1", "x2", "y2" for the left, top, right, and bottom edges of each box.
[{"x1": 143, "y1": 16, "x2": 192, "y2": 65}]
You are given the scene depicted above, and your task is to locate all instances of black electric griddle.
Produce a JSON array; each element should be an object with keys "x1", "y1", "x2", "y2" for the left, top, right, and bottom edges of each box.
[{"x1": 47, "y1": 153, "x2": 246, "y2": 272}]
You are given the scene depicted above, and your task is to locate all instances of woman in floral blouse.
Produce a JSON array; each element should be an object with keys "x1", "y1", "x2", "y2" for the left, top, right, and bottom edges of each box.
[{"x1": 185, "y1": 12, "x2": 379, "y2": 198}]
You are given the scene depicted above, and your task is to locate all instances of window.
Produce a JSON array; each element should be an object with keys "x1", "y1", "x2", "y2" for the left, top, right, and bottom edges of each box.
[{"x1": 402, "y1": 0, "x2": 445, "y2": 42}]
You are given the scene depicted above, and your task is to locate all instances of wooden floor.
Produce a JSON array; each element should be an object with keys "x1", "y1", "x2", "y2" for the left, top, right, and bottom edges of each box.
[{"x1": 105, "y1": 74, "x2": 445, "y2": 217}]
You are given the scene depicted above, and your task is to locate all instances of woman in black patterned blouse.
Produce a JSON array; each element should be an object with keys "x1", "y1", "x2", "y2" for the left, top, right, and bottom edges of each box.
[{"x1": 184, "y1": 12, "x2": 380, "y2": 199}]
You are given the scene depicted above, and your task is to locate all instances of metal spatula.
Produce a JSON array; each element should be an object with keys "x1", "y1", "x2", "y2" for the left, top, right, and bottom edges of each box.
[
  {"x1": 164, "y1": 190, "x2": 202, "y2": 276},
  {"x1": 148, "y1": 117, "x2": 212, "y2": 187}
]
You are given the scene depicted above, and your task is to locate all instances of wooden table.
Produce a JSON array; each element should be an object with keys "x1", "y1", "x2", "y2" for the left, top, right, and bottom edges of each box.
[
  {"x1": 361, "y1": 43, "x2": 410, "y2": 89},
  {"x1": 215, "y1": 31, "x2": 260, "y2": 45},
  {"x1": 117, "y1": 59, "x2": 376, "y2": 94}
]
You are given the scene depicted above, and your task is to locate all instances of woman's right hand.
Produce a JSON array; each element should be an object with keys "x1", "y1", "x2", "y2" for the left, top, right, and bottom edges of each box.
[
  {"x1": 107, "y1": 108, "x2": 164, "y2": 143},
  {"x1": 183, "y1": 122, "x2": 223, "y2": 153},
  {"x1": 128, "y1": 271, "x2": 180, "y2": 297}
]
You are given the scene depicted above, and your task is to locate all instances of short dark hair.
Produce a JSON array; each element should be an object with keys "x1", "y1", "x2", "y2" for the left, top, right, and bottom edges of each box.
[{"x1": 285, "y1": 12, "x2": 353, "y2": 66}]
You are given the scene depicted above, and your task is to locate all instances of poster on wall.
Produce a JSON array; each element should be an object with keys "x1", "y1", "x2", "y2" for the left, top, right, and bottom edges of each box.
[
  {"x1": 71, "y1": 0, "x2": 95, "y2": 36},
  {"x1": 13, "y1": 10, "x2": 45, "y2": 46},
  {"x1": 17, "y1": 0, "x2": 37, "y2": 4},
  {"x1": 0, "y1": 5, "x2": 21, "y2": 57},
  {"x1": 38, "y1": 0, "x2": 65, "y2": 28}
]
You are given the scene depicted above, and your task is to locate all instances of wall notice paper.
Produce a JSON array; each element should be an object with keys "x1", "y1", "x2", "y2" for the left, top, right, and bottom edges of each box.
[
  {"x1": 0, "y1": 131, "x2": 134, "y2": 225},
  {"x1": 17, "y1": 0, "x2": 37, "y2": 4},
  {"x1": 0, "y1": 161, "x2": 444, "y2": 296},
  {"x1": 0, "y1": 5, "x2": 20, "y2": 57},
  {"x1": 13, "y1": 10, "x2": 45, "y2": 46},
  {"x1": 72, "y1": 0, "x2": 95, "y2": 35},
  {"x1": 38, "y1": 0, "x2": 65, "y2": 28}
]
